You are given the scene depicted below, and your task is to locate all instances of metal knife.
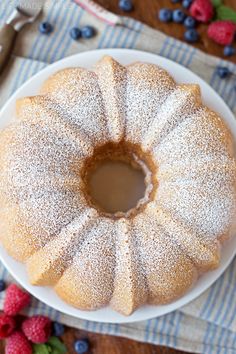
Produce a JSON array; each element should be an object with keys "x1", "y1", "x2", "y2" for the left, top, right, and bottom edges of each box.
[{"x1": 0, "y1": 0, "x2": 45, "y2": 75}]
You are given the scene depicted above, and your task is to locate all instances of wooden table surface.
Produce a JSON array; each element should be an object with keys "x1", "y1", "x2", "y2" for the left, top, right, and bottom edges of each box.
[
  {"x1": 98, "y1": 0, "x2": 236, "y2": 63},
  {"x1": 1, "y1": 0, "x2": 236, "y2": 353},
  {"x1": 0, "y1": 328, "x2": 192, "y2": 354}
]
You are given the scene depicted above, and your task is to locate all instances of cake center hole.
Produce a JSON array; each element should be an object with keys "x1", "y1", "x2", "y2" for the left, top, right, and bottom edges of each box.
[
  {"x1": 82, "y1": 142, "x2": 157, "y2": 218},
  {"x1": 87, "y1": 159, "x2": 146, "y2": 214}
]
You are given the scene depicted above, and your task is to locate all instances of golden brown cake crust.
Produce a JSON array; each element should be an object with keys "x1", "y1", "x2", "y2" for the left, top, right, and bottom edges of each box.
[{"x1": 0, "y1": 56, "x2": 236, "y2": 316}]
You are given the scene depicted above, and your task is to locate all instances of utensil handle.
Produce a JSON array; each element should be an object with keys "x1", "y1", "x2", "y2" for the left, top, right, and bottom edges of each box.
[{"x1": 0, "y1": 24, "x2": 17, "y2": 75}]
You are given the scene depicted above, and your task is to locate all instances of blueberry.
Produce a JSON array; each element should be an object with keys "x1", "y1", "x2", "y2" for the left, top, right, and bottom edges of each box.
[
  {"x1": 39, "y1": 22, "x2": 53, "y2": 35},
  {"x1": 81, "y1": 25, "x2": 96, "y2": 39},
  {"x1": 74, "y1": 339, "x2": 89, "y2": 354},
  {"x1": 159, "y1": 8, "x2": 172, "y2": 23},
  {"x1": 184, "y1": 28, "x2": 199, "y2": 42},
  {"x1": 0, "y1": 280, "x2": 6, "y2": 292},
  {"x1": 172, "y1": 9, "x2": 186, "y2": 23},
  {"x1": 52, "y1": 322, "x2": 65, "y2": 337},
  {"x1": 182, "y1": 0, "x2": 192, "y2": 9},
  {"x1": 184, "y1": 16, "x2": 196, "y2": 28},
  {"x1": 223, "y1": 45, "x2": 235, "y2": 57},
  {"x1": 119, "y1": 0, "x2": 133, "y2": 12},
  {"x1": 70, "y1": 27, "x2": 81, "y2": 40},
  {"x1": 216, "y1": 67, "x2": 231, "y2": 79}
]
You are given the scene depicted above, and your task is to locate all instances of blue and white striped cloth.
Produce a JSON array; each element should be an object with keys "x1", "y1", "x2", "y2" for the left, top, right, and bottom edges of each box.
[{"x1": 0, "y1": 1, "x2": 236, "y2": 353}]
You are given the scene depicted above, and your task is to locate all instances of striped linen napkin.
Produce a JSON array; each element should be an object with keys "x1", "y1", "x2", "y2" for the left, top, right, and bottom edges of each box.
[{"x1": 0, "y1": 1, "x2": 236, "y2": 353}]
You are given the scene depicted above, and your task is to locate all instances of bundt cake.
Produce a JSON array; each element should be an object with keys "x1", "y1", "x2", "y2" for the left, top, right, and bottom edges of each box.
[{"x1": 0, "y1": 56, "x2": 236, "y2": 316}]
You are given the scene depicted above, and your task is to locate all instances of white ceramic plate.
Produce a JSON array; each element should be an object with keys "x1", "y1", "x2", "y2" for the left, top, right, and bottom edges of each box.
[{"x1": 0, "y1": 49, "x2": 236, "y2": 324}]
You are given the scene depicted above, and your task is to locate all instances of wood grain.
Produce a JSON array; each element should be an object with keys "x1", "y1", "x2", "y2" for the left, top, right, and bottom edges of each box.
[
  {"x1": 96, "y1": 0, "x2": 236, "y2": 63},
  {"x1": 60, "y1": 328, "x2": 193, "y2": 354},
  {"x1": 0, "y1": 326, "x2": 193, "y2": 354}
]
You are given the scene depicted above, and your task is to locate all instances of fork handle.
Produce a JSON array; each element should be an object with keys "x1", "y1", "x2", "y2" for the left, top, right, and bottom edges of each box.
[{"x1": 0, "y1": 24, "x2": 17, "y2": 75}]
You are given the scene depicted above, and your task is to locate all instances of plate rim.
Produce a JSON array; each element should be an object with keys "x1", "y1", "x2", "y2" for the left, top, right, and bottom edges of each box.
[{"x1": 0, "y1": 48, "x2": 235, "y2": 324}]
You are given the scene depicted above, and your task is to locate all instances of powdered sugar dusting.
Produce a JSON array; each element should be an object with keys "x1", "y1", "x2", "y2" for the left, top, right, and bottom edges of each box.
[
  {"x1": 156, "y1": 177, "x2": 236, "y2": 239},
  {"x1": 142, "y1": 84, "x2": 201, "y2": 150},
  {"x1": 40, "y1": 67, "x2": 108, "y2": 144},
  {"x1": 26, "y1": 208, "x2": 97, "y2": 285},
  {"x1": 153, "y1": 107, "x2": 234, "y2": 165},
  {"x1": 0, "y1": 56, "x2": 235, "y2": 315},
  {"x1": 95, "y1": 56, "x2": 126, "y2": 142},
  {"x1": 110, "y1": 218, "x2": 147, "y2": 315},
  {"x1": 55, "y1": 217, "x2": 116, "y2": 310},
  {"x1": 151, "y1": 106, "x2": 236, "y2": 239},
  {"x1": 125, "y1": 63, "x2": 175, "y2": 144},
  {"x1": 17, "y1": 96, "x2": 94, "y2": 155},
  {"x1": 133, "y1": 209, "x2": 198, "y2": 303},
  {"x1": 0, "y1": 121, "x2": 89, "y2": 258}
]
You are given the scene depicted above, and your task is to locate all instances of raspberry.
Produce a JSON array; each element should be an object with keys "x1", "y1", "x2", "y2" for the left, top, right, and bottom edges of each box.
[
  {"x1": 22, "y1": 315, "x2": 52, "y2": 343},
  {"x1": 207, "y1": 21, "x2": 236, "y2": 46},
  {"x1": 190, "y1": 0, "x2": 214, "y2": 23},
  {"x1": 6, "y1": 331, "x2": 32, "y2": 354},
  {"x1": 0, "y1": 314, "x2": 16, "y2": 338},
  {"x1": 4, "y1": 284, "x2": 30, "y2": 316}
]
